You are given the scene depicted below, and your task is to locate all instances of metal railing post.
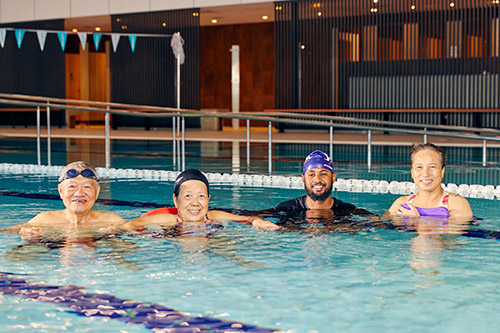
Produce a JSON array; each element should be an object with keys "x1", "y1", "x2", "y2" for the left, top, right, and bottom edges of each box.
[
  {"x1": 182, "y1": 117, "x2": 185, "y2": 171},
  {"x1": 105, "y1": 106, "x2": 110, "y2": 169},
  {"x1": 268, "y1": 121, "x2": 272, "y2": 175},
  {"x1": 482, "y1": 140, "x2": 487, "y2": 167},
  {"x1": 329, "y1": 120, "x2": 333, "y2": 158},
  {"x1": 246, "y1": 119, "x2": 250, "y2": 168},
  {"x1": 172, "y1": 116, "x2": 176, "y2": 168},
  {"x1": 46, "y1": 101, "x2": 51, "y2": 166},
  {"x1": 367, "y1": 130, "x2": 372, "y2": 170},
  {"x1": 36, "y1": 106, "x2": 41, "y2": 165},
  {"x1": 424, "y1": 127, "x2": 427, "y2": 144}
]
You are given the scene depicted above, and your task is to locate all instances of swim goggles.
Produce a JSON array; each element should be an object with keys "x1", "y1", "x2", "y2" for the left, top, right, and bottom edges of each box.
[{"x1": 59, "y1": 169, "x2": 98, "y2": 182}]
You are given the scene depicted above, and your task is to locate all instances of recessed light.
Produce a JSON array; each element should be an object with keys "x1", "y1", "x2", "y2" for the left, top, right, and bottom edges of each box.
[
  {"x1": 95, "y1": 27, "x2": 101, "y2": 32},
  {"x1": 317, "y1": 11, "x2": 322, "y2": 16},
  {"x1": 450, "y1": 2, "x2": 455, "y2": 7},
  {"x1": 262, "y1": 15, "x2": 269, "y2": 20},
  {"x1": 411, "y1": 5, "x2": 416, "y2": 10},
  {"x1": 211, "y1": 19, "x2": 218, "y2": 24},
  {"x1": 72, "y1": 28, "x2": 78, "y2": 33}
]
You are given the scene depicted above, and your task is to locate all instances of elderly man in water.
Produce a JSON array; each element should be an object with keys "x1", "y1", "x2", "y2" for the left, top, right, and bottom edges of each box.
[{"x1": 1, "y1": 161, "x2": 125, "y2": 237}]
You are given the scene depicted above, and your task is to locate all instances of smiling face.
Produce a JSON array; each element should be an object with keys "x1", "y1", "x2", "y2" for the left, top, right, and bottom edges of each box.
[
  {"x1": 411, "y1": 149, "x2": 445, "y2": 193},
  {"x1": 173, "y1": 180, "x2": 210, "y2": 223},
  {"x1": 58, "y1": 168, "x2": 100, "y2": 215},
  {"x1": 302, "y1": 168, "x2": 336, "y2": 202}
]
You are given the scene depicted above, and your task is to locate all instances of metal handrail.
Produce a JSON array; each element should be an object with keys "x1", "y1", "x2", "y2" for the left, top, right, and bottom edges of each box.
[{"x1": 1, "y1": 94, "x2": 499, "y2": 172}]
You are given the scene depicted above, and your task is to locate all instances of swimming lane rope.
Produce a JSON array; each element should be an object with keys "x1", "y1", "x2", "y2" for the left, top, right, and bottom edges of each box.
[{"x1": 1, "y1": 163, "x2": 499, "y2": 200}]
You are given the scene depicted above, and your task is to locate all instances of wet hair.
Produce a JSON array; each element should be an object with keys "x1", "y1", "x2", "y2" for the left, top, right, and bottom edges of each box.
[
  {"x1": 173, "y1": 169, "x2": 209, "y2": 197},
  {"x1": 410, "y1": 143, "x2": 446, "y2": 168},
  {"x1": 59, "y1": 161, "x2": 98, "y2": 182}
]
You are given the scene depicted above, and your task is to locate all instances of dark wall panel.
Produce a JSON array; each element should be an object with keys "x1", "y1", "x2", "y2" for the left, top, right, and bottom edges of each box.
[
  {"x1": 275, "y1": 0, "x2": 500, "y2": 127},
  {"x1": 111, "y1": 9, "x2": 200, "y2": 128},
  {"x1": 0, "y1": 20, "x2": 65, "y2": 127}
]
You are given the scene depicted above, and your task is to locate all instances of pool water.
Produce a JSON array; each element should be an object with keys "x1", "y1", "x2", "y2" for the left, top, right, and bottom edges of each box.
[{"x1": 0, "y1": 173, "x2": 499, "y2": 332}]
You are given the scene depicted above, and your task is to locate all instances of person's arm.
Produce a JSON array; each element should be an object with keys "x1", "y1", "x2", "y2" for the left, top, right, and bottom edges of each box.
[
  {"x1": 448, "y1": 194, "x2": 473, "y2": 220},
  {"x1": 207, "y1": 210, "x2": 280, "y2": 230},
  {"x1": 121, "y1": 213, "x2": 178, "y2": 232},
  {"x1": 0, "y1": 211, "x2": 53, "y2": 234},
  {"x1": 382, "y1": 196, "x2": 416, "y2": 218}
]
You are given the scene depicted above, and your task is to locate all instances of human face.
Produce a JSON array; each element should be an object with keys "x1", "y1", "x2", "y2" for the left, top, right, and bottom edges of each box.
[
  {"x1": 173, "y1": 180, "x2": 210, "y2": 222},
  {"x1": 302, "y1": 168, "x2": 336, "y2": 202},
  {"x1": 58, "y1": 169, "x2": 100, "y2": 214},
  {"x1": 411, "y1": 150, "x2": 445, "y2": 193}
]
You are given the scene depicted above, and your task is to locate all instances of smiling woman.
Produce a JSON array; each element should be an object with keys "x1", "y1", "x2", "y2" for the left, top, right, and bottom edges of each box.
[
  {"x1": 122, "y1": 169, "x2": 279, "y2": 233},
  {"x1": 385, "y1": 143, "x2": 473, "y2": 220},
  {"x1": 0, "y1": 161, "x2": 125, "y2": 237}
]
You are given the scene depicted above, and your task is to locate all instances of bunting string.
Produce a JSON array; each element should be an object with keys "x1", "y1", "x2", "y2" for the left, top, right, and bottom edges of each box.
[{"x1": 0, "y1": 27, "x2": 174, "y2": 53}]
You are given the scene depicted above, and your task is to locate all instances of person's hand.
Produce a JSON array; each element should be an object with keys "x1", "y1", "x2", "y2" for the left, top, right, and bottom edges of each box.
[
  {"x1": 396, "y1": 203, "x2": 420, "y2": 217},
  {"x1": 19, "y1": 227, "x2": 41, "y2": 241},
  {"x1": 251, "y1": 218, "x2": 280, "y2": 230}
]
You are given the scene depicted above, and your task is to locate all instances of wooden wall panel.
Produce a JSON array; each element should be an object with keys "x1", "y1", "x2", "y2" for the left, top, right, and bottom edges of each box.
[{"x1": 200, "y1": 22, "x2": 274, "y2": 113}]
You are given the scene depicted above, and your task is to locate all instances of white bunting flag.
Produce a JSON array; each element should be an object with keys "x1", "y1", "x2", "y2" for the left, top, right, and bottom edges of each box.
[
  {"x1": 15, "y1": 29, "x2": 25, "y2": 49},
  {"x1": 128, "y1": 35, "x2": 137, "y2": 53},
  {"x1": 0, "y1": 29, "x2": 6, "y2": 48},
  {"x1": 111, "y1": 34, "x2": 120, "y2": 52},
  {"x1": 77, "y1": 32, "x2": 87, "y2": 50},
  {"x1": 36, "y1": 30, "x2": 47, "y2": 51}
]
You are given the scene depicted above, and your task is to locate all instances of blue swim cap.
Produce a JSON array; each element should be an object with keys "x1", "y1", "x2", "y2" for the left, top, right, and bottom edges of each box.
[{"x1": 303, "y1": 150, "x2": 333, "y2": 174}]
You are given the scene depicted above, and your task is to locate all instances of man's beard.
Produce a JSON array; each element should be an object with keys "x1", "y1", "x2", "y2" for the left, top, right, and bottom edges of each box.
[{"x1": 305, "y1": 183, "x2": 332, "y2": 202}]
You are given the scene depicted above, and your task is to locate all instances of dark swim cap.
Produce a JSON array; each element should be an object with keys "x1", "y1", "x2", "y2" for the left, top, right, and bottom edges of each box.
[
  {"x1": 173, "y1": 169, "x2": 209, "y2": 196},
  {"x1": 303, "y1": 150, "x2": 334, "y2": 174}
]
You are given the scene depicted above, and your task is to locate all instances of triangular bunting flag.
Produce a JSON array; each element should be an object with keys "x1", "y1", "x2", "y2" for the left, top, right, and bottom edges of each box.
[
  {"x1": 77, "y1": 32, "x2": 87, "y2": 50},
  {"x1": 93, "y1": 33, "x2": 102, "y2": 50},
  {"x1": 0, "y1": 29, "x2": 6, "y2": 48},
  {"x1": 128, "y1": 35, "x2": 137, "y2": 53},
  {"x1": 15, "y1": 29, "x2": 25, "y2": 49},
  {"x1": 36, "y1": 30, "x2": 47, "y2": 51},
  {"x1": 57, "y1": 32, "x2": 67, "y2": 51},
  {"x1": 111, "y1": 34, "x2": 120, "y2": 52}
]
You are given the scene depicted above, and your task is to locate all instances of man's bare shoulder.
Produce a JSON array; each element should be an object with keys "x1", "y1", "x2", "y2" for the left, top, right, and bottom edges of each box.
[
  {"x1": 28, "y1": 210, "x2": 66, "y2": 225},
  {"x1": 92, "y1": 211, "x2": 126, "y2": 224}
]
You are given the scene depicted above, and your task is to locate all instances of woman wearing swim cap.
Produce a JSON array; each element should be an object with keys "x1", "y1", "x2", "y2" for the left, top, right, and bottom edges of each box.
[
  {"x1": 122, "y1": 169, "x2": 279, "y2": 233},
  {"x1": 385, "y1": 143, "x2": 472, "y2": 220}
]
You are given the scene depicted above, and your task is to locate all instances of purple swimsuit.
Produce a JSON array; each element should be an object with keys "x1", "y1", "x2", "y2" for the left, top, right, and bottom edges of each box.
[{"x1": 401, "y1": 192, "x2": 450, "y2": 218}]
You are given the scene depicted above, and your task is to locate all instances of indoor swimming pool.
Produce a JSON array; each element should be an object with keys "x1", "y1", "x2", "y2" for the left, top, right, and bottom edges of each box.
[{"x1": 0, "y1": 163, "x2": 499, "y2": 332}]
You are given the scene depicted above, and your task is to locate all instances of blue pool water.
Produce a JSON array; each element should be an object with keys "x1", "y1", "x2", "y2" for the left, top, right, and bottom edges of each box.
[{"x1": 0, "y1": 171, "x2": 500, "y2": 332}]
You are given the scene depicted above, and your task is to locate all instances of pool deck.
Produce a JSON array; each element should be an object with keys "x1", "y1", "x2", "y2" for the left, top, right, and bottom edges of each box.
[{"x1": 1, "y1": 126, "x2": 499, "y2": 147}]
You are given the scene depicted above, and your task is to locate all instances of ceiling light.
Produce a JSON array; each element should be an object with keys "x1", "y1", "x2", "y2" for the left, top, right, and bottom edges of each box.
[
  {"x1": 95, "y1": 27, "x2": 101, "y2": 32},
  {"x1": 162, "y1": 22, "x2": 166, "y2": 27},
  {"x1": 72, "y1": 28, "x2": 78, "y2": 33},
  {"x1": 300, "y1": 44, "x2": 305, "y2": 50},
  {"x1": 192, "y1": 12, "x2": 199, "y2": 16},
  {"x1": 317, "y1": 11, "x2": 322, "y2": 16},
  {"x1": 373, "y1": 0, "x2": 379, "y2": 3},
  {"x1": 211, "y1": 19, "x2": 218, "y2": 24},
  {"x1": 262, "y1": 15, "x2": 269, "y2": 20},
  {"x1": 371, "y1": 8, "x2": 378, "y2": 13},
  {"x1": 449, "y1": 2, "x2": 455, "y2": 7},
  {"x1": 411, "y1": 5, "x2": 416, "y2": 10}
]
